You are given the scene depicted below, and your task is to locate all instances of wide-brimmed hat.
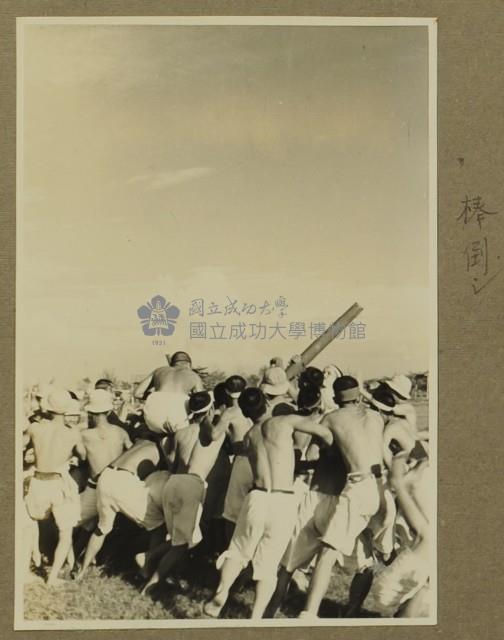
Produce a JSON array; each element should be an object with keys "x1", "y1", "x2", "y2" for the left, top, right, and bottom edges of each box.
[
  {"x1": 64, "y1": 399, "x2": 82, "y2": 416},
  {"x1": 45, "y1": 388, "x2": 73, "y2": 415},
  {"x1": 385, "y1": 375, "x2": 412, "y2": 400},
  {"x1": 369, "y1": 384, "x2": 396, "y2": 413},
  {"x1": 261, "y1": 366, "x2": 289, "y2": 396},
  {"x1": 86, "y1": 389, "x2": 113, "y2": 414}
]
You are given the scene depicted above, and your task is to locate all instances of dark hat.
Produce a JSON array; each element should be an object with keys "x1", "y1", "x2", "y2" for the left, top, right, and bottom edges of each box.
[
  {"x1": 170, "y1": 351, "x2": 192, "y2": 366},
  {"x1": 370, "y1": 383, "x2": 396, "y2": 413},
  {"x1": 188, "y1": 391, "x2": 213, "y2": 416},
  {"x1": 333, "y1": 375, "x2": 360, "y2": 403},
  {"x1": 239, "y1": 388, "x2": 267, "y2": 421},
  {"x1": 213, "y1": 382, "x2": 229, "y2": 408},
  {"x1": 224, "y1": 375, "x2": 247, "y2": 398},
  {"x1": 297, "y1": 385, "x2": 322, "y2": 411},
  {"x1": 299, "y1": 367, "x2": 324, "y2": 390}
]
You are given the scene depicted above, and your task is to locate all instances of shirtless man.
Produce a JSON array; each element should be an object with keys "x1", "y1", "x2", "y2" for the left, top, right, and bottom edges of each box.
[
  {"x1": 78, "y1": 389, "x2": 133, "y2": 530},
  {"x1": 76, "y1": 438, "x2": 160, "y2": 579},
  {"x1": 204, "y1": 387, "x2": 333, "y2": 620},
  {"x1": 24, "y1": 388, "x2": 86, "y2": 585},
  {"x1": 273, "y1": 376, "x2": 386, "y2": 618},
  {"x1": 135, "y1": 352, "x2": 203, "y2": 435},
  {"x1": 141, "y1": 391, "x2": 227, "y2": 592},
  {"x1": 217, "y1": 376, "x2": 253, "y2": 539},
  {"x1": 372, "y1": 453, "x2": 431, "y2": 617}
]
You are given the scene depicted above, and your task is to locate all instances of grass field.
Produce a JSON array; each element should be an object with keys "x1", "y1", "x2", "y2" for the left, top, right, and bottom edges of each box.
[{"x1": 23, "y1": 399, "x2": 429, "y2": 622}]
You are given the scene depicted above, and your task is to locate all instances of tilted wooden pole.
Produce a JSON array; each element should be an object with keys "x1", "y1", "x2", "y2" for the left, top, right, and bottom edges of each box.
[{"x1": 285, "y1": 302, "x2": 364, "y2": 380}]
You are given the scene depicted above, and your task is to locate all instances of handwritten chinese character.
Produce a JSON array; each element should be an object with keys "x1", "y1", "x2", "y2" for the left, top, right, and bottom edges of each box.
[
  {"x1": 189, "y1": 298, "x2": 205, "y2": 317},
  {"x1": 259, "y1": 300, "x2": 273, "y2": 315},
  {"x1": 207, "y1": 301, "x2": 222, "y2": 315},
  {"x1": 458, "y1": 195, "x2": 498, "y2": 229},
  {"x1": 463, "y1": 238, "x2": 488, "y2": 274},
  {"x1": 224, "y1": 297, "x2": 241, "y2": 315},
  {"x1": 275, "y1": 296, "x2": 288, "y2": 317},
  {"x1": 241, "y1": 302, "x2": 257, "y2": 315}
]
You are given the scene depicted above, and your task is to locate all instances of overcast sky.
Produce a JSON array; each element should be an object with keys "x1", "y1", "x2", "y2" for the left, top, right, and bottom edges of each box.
[{"x1": 20, "y1": 23, "x2": 431, "y2": 387}]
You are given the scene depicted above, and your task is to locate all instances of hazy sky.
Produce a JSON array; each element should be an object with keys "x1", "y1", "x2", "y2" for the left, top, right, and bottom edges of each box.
[{"x1": 20, "y1": 23, "x2": 431, "y2": 386}]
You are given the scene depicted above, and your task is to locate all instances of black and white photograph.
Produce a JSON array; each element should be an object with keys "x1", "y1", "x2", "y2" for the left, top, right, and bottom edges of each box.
[{"x1": 16, "y1": 16, "x2": 437, "y2": 628}]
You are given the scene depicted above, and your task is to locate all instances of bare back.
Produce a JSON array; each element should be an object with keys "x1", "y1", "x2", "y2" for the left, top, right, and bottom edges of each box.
[
  {"x1": 188, "y1": 431, "x2": 226, "y2": 480},
  {"x1": 82, "y1": 424, "x2": 131, "y2": 476},
  {"x1": 324, "y1": 404, "x2": 384, "y2": 473},
  {"x1": 245, "y1": 414, "x2": 332, "y2": 492},
  {"x1": 29, "y1": 419, "x2": 81, "y2": 473},
  {"x1": 152, "y1": 366, "x2": 202, "y2": 394},
  {"x1": 111, "y1": 439, "x2": 160, "y2": 479},
  {"x1": 216, "y1": 405, "x2": 252, "y2": 444}
]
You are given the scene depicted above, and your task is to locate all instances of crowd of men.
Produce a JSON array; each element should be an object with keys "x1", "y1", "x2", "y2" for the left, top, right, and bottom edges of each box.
[{"x1": 21, "y1": 351, "x2": 431, "y2": 619}]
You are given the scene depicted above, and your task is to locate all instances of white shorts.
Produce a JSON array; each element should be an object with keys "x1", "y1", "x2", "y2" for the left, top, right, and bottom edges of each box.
[
  {"x1": 143, "y1": 391, "x2": 189, "y2": 434},
  {"x1": 96, "y1": 467, "x2": 164, "y2": 535},
  {"x1": 222, "y1": 455, "x2": 254, "y2": 523},
  {"x1": 162, "y1": 473, "x2": 206, "y2": 547},
  {"x1": 285, "y1": 476, "x2": 380, "y2": 573},
  {"x1": 25, "y1": 473, "x2": 79, "y2": 530},
  {"x1": 372, "y1": 546, "x2": 430, "y2": 615},
  {"x1": 217, "y1": 488, "x2": 297, "y2": 581}
]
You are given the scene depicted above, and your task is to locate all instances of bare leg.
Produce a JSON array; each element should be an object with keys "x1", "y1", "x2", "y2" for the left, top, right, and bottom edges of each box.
[
  {"x1": 204, "y1": 557, "x2": 245, "y2": 618},
  {"x1": 344, "y1": 568, "x2": 374, "y2": 617},
  {"x1": 75, "y1": 532, "x2": 107, "y2": 580},
  {"x1": 141, "y1": 544, "x2": 187, "y2": 595},
  {"x1": 47, "y1": 527, "x2": 73, "y2": 585},
  {"x1": 252, "y1": 577, "x2": 277, "y2": 619},
  {"x1": 303, "y1": 546, "x2": 339, "y2": 616},
  {"x1": 264, "y1": 565, "x2": 292, "y2": 618}
]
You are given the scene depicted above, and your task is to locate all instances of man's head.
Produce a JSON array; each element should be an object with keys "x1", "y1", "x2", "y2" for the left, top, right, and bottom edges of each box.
[
  {"x1": 64, "y1": 399, "x2": 83, "y2": 428},
  {"x1": 95, "y1": 378, "x2": 114, "y2": 392},
  {"x1": 269, "y1": 356, "x2": 284, "y2": 368},
  {"x1": 369, "y1": 383, "x2": 396, "y2": 415},
  {"x1": 45, "y1": 388, "x2": 73, "y2": 417},
  {"x1": 239, "y1": 388, "x2": 268, "y2": 422},
  {"x1": 297, "y1": 385, "x2": 322, "y2": 415},
  {"x1": 85, "y1": 389, "x2": 114, "y2": 424},
  {"x1": 299, "y1": 367, "x2": 324, "y2": 391},
  {"x1": 188, "y1": 391, "x2": 214, "y2": 423},
  {"x1": 384, "y1": 374, "x2": 412, "y2": 402},
  {"x1": 213, "y1": 382, "x2": 230, "y2": 410},
  {"x1": 261, "y1": 366, "x2": 289, "y2": 397},
  {"x1": 333, "y1": 376, "x2": 360, "y2": 406},
  {"x1": 224, "y1": 375, "x2": 247, "y2": 400},
  {"x1": 170, "y1": 351, "x2": 192, "y2": 368}
]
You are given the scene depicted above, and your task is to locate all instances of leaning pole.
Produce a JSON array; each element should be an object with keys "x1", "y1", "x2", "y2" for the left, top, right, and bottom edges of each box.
[{"x1": 284, "y1": 302, "x2": 364, "y2": 380}]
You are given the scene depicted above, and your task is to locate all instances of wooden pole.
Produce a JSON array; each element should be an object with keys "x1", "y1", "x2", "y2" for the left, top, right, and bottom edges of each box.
[{"x1": 285, "y1": 302, "x2": 364, "y2": 380}]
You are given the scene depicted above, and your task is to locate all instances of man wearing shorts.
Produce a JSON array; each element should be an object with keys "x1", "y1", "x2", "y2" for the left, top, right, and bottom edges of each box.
[
  {"x1": 204, "y1": 387, "x2": 333, "y2": 619},
  {"x1": 76, "y1": 438, "x2": 160, "y2": 579},
  {"x1": 24, "y1": 388, "x2": 87, "y2": 585},
  {"x1": 275, "y1": 376, "x2": 386, "y2": 618},
  {"x1": 140, "y1": 391, "x2": 226, "y2": 593}
]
